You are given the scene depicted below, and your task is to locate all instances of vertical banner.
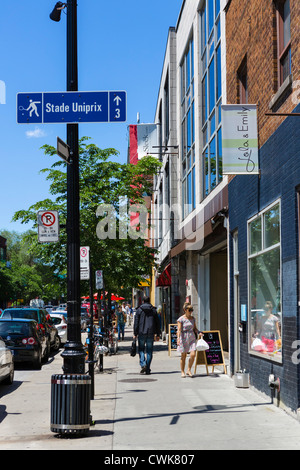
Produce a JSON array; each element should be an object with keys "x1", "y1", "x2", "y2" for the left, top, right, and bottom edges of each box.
[
  {"x1": 221, "y1": 104, "x2": 259, "y2": 174},
  {"x1": 128, "y1": 124, "x2": 158, "y2": 163}
]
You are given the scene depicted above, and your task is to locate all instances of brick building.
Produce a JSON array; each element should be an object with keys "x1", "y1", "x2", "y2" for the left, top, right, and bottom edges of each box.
[{"x1": 226, "y1": 0, "x2": 300, "y2": 412}]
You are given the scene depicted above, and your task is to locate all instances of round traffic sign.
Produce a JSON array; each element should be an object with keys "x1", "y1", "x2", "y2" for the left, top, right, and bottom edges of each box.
[
  {"x1": 80, "y1": 247, "x2": 88, "y2": 257},
  {"x1": 41, "y1": 211, "x2": 56, "y2": 227}
]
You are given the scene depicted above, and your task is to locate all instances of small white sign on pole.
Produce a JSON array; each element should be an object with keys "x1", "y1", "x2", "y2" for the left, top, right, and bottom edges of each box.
[
  {"x1": 37, "y1": 210, "x2": 59, "y2": 243},
  {"x1": 95, "y1": 270, "x2": 103, "y2": 290},
  {"x1": 80, "y1": 246, "x2": 90, "y2": 280}
]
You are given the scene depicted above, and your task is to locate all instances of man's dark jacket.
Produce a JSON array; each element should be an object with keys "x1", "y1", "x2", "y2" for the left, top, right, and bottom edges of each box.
[{"x1": 134, "y1": 302, "x2": 161, "y2": 337}]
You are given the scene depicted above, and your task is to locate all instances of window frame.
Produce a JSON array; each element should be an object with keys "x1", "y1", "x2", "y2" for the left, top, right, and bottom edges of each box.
[
  {"x1": 200, "y1": 0, "x2": 223, "y2": 199},
  {"x1": 181, "y1": 35, "x2": 195, "y2": 219},
  {"x1": 247, "y1": 199, "x2": 282, "y2": 363},
  {"x1": 276, "y1": 0, "x2": 291, "y2": 87}
]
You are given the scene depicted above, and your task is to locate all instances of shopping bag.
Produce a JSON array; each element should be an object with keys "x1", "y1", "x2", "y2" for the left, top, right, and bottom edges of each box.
[
  {"x1": 196, "y1": 338, "x2": 209, "y2": 351},
  {"x1": 130, "y1": 340, "x2": 137, "y2": 357}
]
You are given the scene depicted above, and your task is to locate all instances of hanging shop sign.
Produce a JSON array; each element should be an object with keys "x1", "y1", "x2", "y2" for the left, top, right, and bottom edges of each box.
[{"x1": 221, "y1": 104, "x2": 259, "y2": 175}]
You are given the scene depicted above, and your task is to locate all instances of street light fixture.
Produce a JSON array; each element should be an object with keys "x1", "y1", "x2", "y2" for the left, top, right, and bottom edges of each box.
[{"x1": 50, "y1": 2, "x2": 67, "y2": 22}]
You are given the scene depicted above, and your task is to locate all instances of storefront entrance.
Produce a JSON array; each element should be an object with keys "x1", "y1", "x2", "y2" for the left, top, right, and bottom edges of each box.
[{"x1": 210, "y1": 250, "x2": 228, "y2": 351}]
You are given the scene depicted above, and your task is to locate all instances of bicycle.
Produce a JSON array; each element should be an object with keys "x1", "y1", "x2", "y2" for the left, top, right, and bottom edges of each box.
[
  {"x1": 85, "y1": 332, "x2": 108, "y2": 372},
  {"x1": 105, "y1": 326, "x2": 118, "y2": 356}
]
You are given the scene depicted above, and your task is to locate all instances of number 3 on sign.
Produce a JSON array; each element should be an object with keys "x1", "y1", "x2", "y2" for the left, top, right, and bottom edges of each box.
[{"x1": 115, "y1": 108, "x2": 120, "y2": 119}]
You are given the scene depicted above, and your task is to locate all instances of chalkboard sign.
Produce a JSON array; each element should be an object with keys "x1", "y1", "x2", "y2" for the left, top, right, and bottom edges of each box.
[
  {"x1": 195, "y1": 330, "x2": 226, "y2": 375},
  {"x1": 168, "y1": 324, "x2": 178, "y2": 356}
]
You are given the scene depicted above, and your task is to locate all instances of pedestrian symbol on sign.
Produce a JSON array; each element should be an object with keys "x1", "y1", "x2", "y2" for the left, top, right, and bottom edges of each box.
[{"x1": 17, "y1": 93, "x2": 43, "y2": 123}]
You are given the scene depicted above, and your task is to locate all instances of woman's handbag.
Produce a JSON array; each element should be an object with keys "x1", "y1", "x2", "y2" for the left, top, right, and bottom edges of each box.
[
  {"x1": 130, "y1": 340, "x2": 137, "y2": 357},
  {"x1": 196, "y1": 338, "x2": 209, "y2": 351}
]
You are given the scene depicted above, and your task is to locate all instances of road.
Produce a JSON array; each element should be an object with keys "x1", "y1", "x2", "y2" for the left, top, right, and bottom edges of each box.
[{"x1": 1, "y1": 327, "x2": 300, "y2": 454}]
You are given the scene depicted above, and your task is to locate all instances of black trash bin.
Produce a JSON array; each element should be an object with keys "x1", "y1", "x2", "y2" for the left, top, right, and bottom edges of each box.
[{"x1": 50, "y1": 374, "x2": 91, "y2": 435}]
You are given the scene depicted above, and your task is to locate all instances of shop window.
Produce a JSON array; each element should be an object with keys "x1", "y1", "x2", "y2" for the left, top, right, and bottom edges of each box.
[{"x1": 248, "y1": 201, "x2": 282, "y2": 362}]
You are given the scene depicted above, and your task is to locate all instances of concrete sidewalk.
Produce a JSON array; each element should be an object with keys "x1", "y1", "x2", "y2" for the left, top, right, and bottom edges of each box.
[{"x1": 1, "y1": 326, "x2": 300, "y2": 450}]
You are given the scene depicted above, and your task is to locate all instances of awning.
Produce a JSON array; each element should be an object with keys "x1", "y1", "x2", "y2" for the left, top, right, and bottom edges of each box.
[{"x1": 156, "y1": 263, "x2": 171, "y2": 287}]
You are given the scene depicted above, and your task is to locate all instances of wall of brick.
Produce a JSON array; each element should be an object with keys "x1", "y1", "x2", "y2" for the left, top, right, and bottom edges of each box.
[
  {"x1": 226, "y1": 0, "x2": 300, "y2": 147},
  {"x1": 229, "y1": 106, "x2": 300, "y2": 411}
]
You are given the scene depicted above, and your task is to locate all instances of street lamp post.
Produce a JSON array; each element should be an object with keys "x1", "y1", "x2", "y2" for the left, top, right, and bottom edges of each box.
[
  {"x1": 60, "y1": 0, "x2": 86, "y2": 375},
  {"x1": 50, "y1": 0, "x2": 91, "y2": 435}
]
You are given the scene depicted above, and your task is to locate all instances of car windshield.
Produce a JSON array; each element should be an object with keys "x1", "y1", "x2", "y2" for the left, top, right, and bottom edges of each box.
[
  {"x1": 2, "y1": 309, "x2": 39, "y2": 321},
  {"x1": 0, "y1": 321, "x2": 33, "y2": 337},
  {"x1": 50, "y1": 317, "x2": 63, "y2": 326}
]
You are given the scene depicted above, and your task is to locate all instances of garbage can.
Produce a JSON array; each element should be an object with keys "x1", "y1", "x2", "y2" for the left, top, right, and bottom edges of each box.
[
  {"x1": 50, "y1": 374, "x2": 91, "y2": 435},
  {"x1": 234, "y1": 370, "x2": 250, "y2": 388}
]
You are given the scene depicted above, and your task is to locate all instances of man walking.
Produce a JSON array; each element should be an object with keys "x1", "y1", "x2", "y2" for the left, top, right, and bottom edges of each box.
[{"x1": 133, "y1": 296, "x2": 161, "y2": 375}]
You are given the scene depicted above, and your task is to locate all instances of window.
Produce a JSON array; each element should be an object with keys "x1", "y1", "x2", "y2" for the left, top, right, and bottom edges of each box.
[
  {"x1": 164, "y1": 72, "x2": 170, "y2": 143},
  {"x1": 276, "y1": 0, "x2": 291, "y2": 86},
  {"x1": 181, "y1": 37, "x2": 195, "y2": 218},
  {"x1": 248, "y1": 201, "x2": 282, "y2": 362},
  {"x1": 238, "y1": 57, "x2": 248, "y2": 104},
  {"x1": 200, "y1": 0, "x2": 222, "y2": 198}
]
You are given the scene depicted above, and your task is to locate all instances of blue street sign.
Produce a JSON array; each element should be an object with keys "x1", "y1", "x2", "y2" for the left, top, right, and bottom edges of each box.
[{"x1": 17, "y1": 91, "x2": 127, "y2": 124}]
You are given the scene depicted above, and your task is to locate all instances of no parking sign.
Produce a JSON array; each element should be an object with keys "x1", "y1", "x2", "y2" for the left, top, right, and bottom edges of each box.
[{"x1": 37, "y1": 210, "x2": 59, "y2": 243}]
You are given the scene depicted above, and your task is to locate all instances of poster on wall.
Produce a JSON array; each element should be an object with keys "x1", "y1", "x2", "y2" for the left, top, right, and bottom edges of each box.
[{"x1": 221, "y1": 104, "x2": 259, "y2": 175}]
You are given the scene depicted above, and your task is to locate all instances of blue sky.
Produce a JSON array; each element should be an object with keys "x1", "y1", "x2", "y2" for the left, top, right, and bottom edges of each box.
[{"x1": 0, "y1": 0, "x2": 181, "y2": 234}]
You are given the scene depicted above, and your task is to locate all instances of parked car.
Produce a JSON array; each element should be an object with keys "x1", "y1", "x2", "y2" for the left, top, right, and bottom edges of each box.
[
  {"x1": 1, "y1": 308, "x2": 60, "y2": 352},
  {"x1": 49, "y1": 313, "x2": 67, "y2": 345},
  {"x1": 0, "y1": 335, "x2": 14, "y2": 385},
  {"x1": 0, "y1": 318, "x2": 48, "y2": 369},
  {"x1": 54, "y1": 308, "x2": 87, "y2": 332},
  {"x1": 80, "y1": 307, "x2": 89, "y2": 331}
]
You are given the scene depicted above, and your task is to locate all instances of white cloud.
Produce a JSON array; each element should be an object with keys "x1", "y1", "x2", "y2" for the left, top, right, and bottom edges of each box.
[{"x1": 26, "y1": 127, "x2": 47, "y2": 138}]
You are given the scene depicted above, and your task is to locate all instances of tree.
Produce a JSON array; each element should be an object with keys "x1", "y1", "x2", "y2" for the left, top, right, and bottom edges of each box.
[
  {"x1": 0, "y1": 230, "x2": 66, "y2": 305},
  {"x1": 13, "y1": 137, "x2": 161, "y2": 296}
]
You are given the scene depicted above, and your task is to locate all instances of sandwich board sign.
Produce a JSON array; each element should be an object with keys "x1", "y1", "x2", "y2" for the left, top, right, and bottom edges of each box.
[
  {"x1": 194, "y1": 330, "x2": 227, "y2": 375},
  {"x1": 168, "y1": 324, "x2": 178, "y2": 356},
  {"x1": 37, "y1": 210, "x2": 59, "y2": 243}
]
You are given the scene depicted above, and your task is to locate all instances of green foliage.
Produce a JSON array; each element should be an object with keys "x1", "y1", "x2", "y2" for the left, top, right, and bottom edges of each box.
[
  {"x1": 0, "y1": 230, "x2": 65, "y2": 304},
  {"x1": 12, "y1": 137, "x2": 161, "y2": 296}
]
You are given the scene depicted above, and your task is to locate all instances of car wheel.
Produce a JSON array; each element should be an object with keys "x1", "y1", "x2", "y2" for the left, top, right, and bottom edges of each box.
[
  {"x1": 3, "y1": 365, "x2": 14, "y2": 385},
  {"x1": 53, "y1": 334, "x2": 61, "y2": 351},
  {"x1": 42, "y1": 341, "x2": 50, "y2": 363},
  {"x1": 34, "y1": 352, "x2": 42, "y2": 370}
]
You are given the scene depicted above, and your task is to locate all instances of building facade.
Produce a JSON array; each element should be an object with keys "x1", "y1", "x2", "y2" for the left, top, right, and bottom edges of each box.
[
  {"x1": 153, "y1": 0, "x2": 230, "y2": 349},
  {"x1": 226, "y1": 0, "x2": 300, "y2": 412}
]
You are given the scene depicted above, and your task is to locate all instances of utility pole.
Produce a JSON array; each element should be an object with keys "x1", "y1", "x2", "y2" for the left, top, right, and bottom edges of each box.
[
  {"x1": 50, "y1": 1, "x2": 91, "y2": 436},
  {"x1": 60, "y1": 0, "x2": 86, "y2": 374}
]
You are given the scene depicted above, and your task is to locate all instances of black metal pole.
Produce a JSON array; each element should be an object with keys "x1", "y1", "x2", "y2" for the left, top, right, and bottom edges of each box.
[
  {"x1": 61, "y1": 0, "x2": 86, "y2": 374},
  {"x1": 88, "y1": 263, "x2": 95, "y2": 398}
]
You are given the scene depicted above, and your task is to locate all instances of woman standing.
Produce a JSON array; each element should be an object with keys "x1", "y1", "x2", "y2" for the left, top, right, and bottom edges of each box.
[{"x1": 177, "y1": 304, "x2": 201, "y2": 377}]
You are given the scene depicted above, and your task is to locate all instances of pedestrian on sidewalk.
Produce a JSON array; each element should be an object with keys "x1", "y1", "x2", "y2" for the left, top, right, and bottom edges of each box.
[
  {"x1": 133, "y1": 296, "x2": 161, "y2": 375},
  {"x1": 116, "y1": 305, "x2": 126, "y2": 341},
  {"x1": 177, "y1": 303, "x2": 202, "y2": 378}
]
